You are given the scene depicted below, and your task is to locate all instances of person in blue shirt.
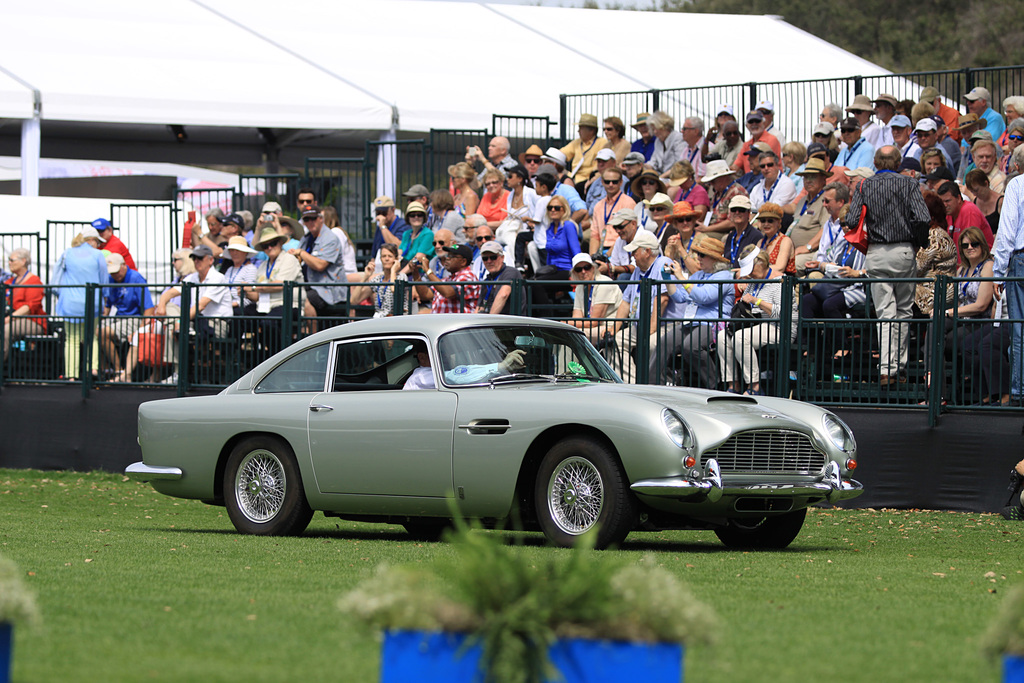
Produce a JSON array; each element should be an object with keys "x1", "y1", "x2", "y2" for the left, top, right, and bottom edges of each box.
[
  {"x1": 370, "y1": 195, "x2": 409, "y2": 259},
  {"x1": 630, "y1": 112, "x2": 655, "y2": 162},
  {"x1": 100, "y1": 251, "x2": 154, "y2": 381},
  {"x1": 532, "y1": 195, "x2": 581, "y2": 314},
  {"x1": 836, "y1": 117, "x2": 876, "y2": 171},
  {"x1": 966, "y1": 86, "x2": 1006, "y2": 142},
  {"x1": 53, "y1": 227, "x2": 109, "y2": 381}
]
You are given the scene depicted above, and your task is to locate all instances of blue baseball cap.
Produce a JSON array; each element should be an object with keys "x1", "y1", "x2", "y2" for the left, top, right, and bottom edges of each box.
[
  {"x1": 890, "y1": 115, "x2": 912, "y2": 129},
  {"x1": 91, "y1": 217, "x2": 113, "y2": 231}
]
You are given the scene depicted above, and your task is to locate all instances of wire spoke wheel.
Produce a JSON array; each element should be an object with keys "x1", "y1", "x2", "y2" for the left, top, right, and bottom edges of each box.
[
  {"x1": 235, "y1": 449, "x2": 287, "y2": 523},
  {"x1": 547, "y1": 456, "x2": 605, "y2": 535}
]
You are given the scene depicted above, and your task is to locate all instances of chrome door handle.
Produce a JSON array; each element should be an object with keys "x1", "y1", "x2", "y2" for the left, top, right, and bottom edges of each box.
[
  {"x1": 309, "y1": 404, "x2": 334, "y2": 412},
  {"x1": 458, "y1": 419, "x2": 510, "y2": 434}
]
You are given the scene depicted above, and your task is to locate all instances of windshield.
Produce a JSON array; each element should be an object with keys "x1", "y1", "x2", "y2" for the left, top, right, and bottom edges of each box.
[{"x1": 436, "y1": 325, "x2": 621, "y2": 386}]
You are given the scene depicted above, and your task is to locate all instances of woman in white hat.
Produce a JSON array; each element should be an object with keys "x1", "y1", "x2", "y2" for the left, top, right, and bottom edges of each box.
[{"x1": 223, "y1": 236, "x2": 258, "y2": 316}]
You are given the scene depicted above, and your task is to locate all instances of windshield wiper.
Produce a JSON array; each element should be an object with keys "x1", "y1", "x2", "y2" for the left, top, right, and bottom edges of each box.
[
  {"x1": 489, "y1": 373, "x2": 551, "y2": 385},
  {"x1": 552, "y1": 373, "x2": 613, "y2": 383}
]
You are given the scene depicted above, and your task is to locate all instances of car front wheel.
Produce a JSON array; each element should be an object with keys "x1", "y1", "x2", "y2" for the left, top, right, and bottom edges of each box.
[
  {"x1": 224, "y1": 436, "x2": 313, "y2": 536},
  {"x1": 534, "y1": 437, "x2": 637, "y2": 549},
  {"x1": 714, "y1": 508, "x2": 807, "y2": 549}
]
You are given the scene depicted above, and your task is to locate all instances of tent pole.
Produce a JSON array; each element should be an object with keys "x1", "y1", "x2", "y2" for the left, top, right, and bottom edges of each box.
[{"x1": 20, "y1": 90, "x2": 41, "y2": 197}]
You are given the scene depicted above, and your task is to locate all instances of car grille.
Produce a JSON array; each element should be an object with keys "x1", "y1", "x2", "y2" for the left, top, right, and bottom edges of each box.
[{"x1": 703, "y1": 429, "x2": 826, "y2": 474}]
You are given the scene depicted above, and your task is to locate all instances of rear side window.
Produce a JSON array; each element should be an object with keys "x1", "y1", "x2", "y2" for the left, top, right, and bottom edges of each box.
[
  {"x1": 332, "y1": 338, "x2": 422, "y2": 391},
  {"x1": 254, "y1": 344, "x2": 330, "y2": 393}
]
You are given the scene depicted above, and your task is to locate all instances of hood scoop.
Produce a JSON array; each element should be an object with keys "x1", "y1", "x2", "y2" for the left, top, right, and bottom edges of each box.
[{"x1": 706, "y1": 395, "x2": 759, "y2": 404}]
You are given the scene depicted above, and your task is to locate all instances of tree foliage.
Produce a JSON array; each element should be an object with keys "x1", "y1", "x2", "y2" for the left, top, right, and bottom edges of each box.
[{"x1": 639, "y1": 0, "x2": 1024, "y2": 72}]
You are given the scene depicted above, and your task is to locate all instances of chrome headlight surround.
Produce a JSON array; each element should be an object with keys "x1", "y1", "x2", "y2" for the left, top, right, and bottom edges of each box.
[
  {"x1": 662, "y1": 409, "x2": 695, "y2": 452},
  {"x1": 821, "y1": 413, "x2": 856, "y2": 453}
]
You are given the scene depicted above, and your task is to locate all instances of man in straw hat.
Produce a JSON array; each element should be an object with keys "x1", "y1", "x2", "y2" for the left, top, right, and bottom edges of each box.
[
  {"x1": 701, "y1": 159, "x2": 748, "y2": 240},
  {"x1": 871, "y1": 93, "x2": 899, "y2": 148},
  {"x1": 787, "y1": 157, "x2": 833, "y2": 275},
  {"x1": 846, "y1": 94, "x2": 884, "y2": 150},
  {"x1": 648, "y1": 235, "x2": 735, "y2": 388},
  {"x1": 629, "y1": 112, "x2": 655, "y2": 162},
  {"x1": 560, "y1": 113, "x2": 608, "y2": 188}
]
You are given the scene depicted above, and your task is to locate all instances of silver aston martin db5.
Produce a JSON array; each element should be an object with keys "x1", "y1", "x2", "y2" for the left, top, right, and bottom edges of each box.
[{"x1": 126, "y1": 315, "x2": 862, "y2": 549}]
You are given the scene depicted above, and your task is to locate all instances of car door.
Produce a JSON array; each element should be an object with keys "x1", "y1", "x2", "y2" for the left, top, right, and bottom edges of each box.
[{"x1": 307, "y1": 336, "x2": 457, "y2": 498}]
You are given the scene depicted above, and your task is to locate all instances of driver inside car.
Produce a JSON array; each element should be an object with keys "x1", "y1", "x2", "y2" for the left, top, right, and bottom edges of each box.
[{"x1": 403, "y1": 342, "x2": 527, "y2": 389}]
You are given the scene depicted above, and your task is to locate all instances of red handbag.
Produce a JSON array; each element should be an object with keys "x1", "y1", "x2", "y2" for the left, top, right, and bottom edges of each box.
[
  {"x1": 137, "y1": 322, "x2": 166, "y2": 367},
  {"x1": 846, "y1": 180, "x2": 870, "y2": 254}
]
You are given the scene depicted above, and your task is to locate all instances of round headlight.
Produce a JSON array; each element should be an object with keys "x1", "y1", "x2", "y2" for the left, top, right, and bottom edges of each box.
[
  {"x1": 662, "y1": 409, "x2": 693, "y2": 450},
  {"x1": 822, "y1": 414, "x2": 855, "y2": 452}
]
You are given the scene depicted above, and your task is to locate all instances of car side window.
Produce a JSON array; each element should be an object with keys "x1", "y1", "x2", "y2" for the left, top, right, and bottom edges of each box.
[
  {"x1": 331, "y1": 338, "x2": 421, "y2": 391},
  {"x1": 254, "y1": 344, "x2": 330, "y2": 394}
]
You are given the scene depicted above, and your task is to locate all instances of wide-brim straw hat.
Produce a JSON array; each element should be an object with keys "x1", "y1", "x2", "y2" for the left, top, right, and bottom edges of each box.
[
  {"x1": 630, "y1": 170, "x2": 667, "y2": 199},
  {"x1": 701, "y1": 159, "x2": 737, "y2": 183},
  {"x1": 254, "y1": 226, "x2": 287, "y2": 251},
  {"x1": 691, "y1": 237, "x2": 731, "y2": 263},
  {"x1": 279, "y1": 215, "x2": 304, "y2": 238}
]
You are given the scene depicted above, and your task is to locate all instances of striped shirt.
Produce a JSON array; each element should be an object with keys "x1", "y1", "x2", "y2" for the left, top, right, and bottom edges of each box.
[{"x1": 844, "y1": 171, "x2": 930, "y2": 244}]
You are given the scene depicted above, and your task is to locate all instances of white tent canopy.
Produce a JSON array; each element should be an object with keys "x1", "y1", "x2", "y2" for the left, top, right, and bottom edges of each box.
[{"x1": 0, "y1": 0, "x2": 906, "y2": 190}]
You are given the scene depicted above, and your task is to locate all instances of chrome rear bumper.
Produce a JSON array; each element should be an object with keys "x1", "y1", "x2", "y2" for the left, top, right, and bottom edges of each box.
[
  {"x1": 125, "y1": 461, "x2": 183, "y2": 482},
  {"x1": 630, "y1": 459, "x2": 863, "y2": 504}
]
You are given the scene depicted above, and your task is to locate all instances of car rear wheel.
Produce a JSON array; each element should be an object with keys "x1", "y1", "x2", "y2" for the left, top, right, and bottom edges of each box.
[
  {"x1": 714, "y1": 508, "x2": 807, "y2": 549},
  {"x1": 535, "y1": 437, "x2": 637, "y2": 549},
  {"x1": 224, "y1": 436, "x2": 313, "y2": 536}
]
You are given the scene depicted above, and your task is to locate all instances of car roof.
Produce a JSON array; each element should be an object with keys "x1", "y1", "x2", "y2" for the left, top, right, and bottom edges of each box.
[{"x1": 298, "y1": 314, "x2": 576, "y2": 348}]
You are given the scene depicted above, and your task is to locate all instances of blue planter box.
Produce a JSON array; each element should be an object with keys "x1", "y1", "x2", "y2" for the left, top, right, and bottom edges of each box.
[
  {"x1": 0, "y1": 622, "x2": 11, "y2": 683},
  {"x1": 380, "y1": 630, "x2": 683, "y2": 683},
  {"x1": 1007, "y1": 654, "x2": 1024, "y2": 683}
]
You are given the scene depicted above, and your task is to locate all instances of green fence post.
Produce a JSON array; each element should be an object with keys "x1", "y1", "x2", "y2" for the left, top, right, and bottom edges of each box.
[
  {"x1": 777, "y1": 275, "x2": 796, "y2": 397},
  {"x1": 283, "y1": 283, "x2": 294, "y2": 349},
  {"x1": 82, "y1": 283, "x2": 95, "y2": 399},
  {"x1": 636, "y1": 278, "x2": 652, "y2": 385},
  {"x1": 0, "y1": 282, "x2": 6, "y2": 389},
  {"x1": 178, "y1": 284, "x2": 191, "y2": 397},
  {"x1": 928, "y1": 275, "x2": 948, "y2": 425}
]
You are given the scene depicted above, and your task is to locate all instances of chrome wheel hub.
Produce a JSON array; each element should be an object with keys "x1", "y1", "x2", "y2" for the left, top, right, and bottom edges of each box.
[
  {"x1": 235, "y1": 450, "x2": 286, "y2": 523},
  {"x1": 547, "y1": 457, "x2": 604, "y2": 535}
]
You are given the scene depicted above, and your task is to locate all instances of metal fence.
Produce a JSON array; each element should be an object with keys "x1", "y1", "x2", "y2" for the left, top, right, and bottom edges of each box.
[
  {"x1": 304, "y1": 158, "x2": 368, "y2": 240},
  {"x1": 237, "y1": 173, "x2": 302, "y2": 218},
  {"x1": 4, "y1": 277, "x2": 1022, "y2": 425},
  {"x1": 561, "y1": 65, "x2": 1024, "y2": 150}
]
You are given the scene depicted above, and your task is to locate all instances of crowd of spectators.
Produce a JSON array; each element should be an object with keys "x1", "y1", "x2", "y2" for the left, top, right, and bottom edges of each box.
[{"x1": 6, "y1": 85, "x2": 1024, "y2": 402}]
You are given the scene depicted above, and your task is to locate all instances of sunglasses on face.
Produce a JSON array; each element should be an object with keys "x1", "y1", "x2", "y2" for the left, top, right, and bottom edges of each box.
[
  {"x1": 433, "y1": 240, "x2": 448, "y2": 246},
  {"x1": 484, "y1": 181, "x2": 502, "y2": 187},
  {"x1": 480, "y1": 253, "x2": 500, "y2": 262},
  {"x1": 730, "y1": 208, "x2": 750, "y2": 213},
  {"x1": 375, "y1": 209, "x2": 389, "y2": 216},
  {"x1": 602, "y1": 179, "x2": 621, "y2": 185},
  {"x1": 547, "y1": 206, "x2": 564, "y2": 212},
  {"x1": 650, "y1": 207, "x2": 670, "y2": 213},
  {"x1": 301, "y1": 216, "x2": 319, "y2": 223},
  {"x1": 476, "y1": 235, "x2": 494, "y2": 242},
  {"x1": 962, "y1": 241, "x2": 981, "y2": 249},
  {"x1": 759, "y1": 163, "x2": 775, "y2": 169},
  {"x1": 1010, "y1": 135, "x2": 1024, "y2": 141},
  {"x1": 525, "y1": 157, "x2": 541, "y2": 164},
  {"x1": 641, "y1": 179, "x2": 657, "y2": 186},
  {"x1": 603, "y1": 127, "x2": 615, "y2": 131},
  {"x1": 573, "y1": 264, "x2": 593, "y2": 273},
  {"x1": 297, "y1": 198, "x2": 315, "y2": 205}
]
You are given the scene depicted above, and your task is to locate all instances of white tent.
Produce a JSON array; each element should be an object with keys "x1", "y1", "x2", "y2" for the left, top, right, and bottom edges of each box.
[{"x1": 0, "y1": 0, "x2": 911, "y2": 192}]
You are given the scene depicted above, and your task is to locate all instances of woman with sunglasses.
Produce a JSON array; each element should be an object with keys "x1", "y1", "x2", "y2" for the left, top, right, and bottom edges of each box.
[
  {"x1": 1000, "y1": 119, "x2": 1024, "y2": 174},
  {"x1": 532, "y1": 195, "x2": 581, "y2": 311},
  {"x1": 478, "y1": 169, "x2": 510, "y2": 230},
  {"x1": 664, "y1": 160, "x2": 709, "y2": 221},
  {"x1": 629, "y1": 169, "x2": 668, "y2": 233},
  {"x1": 754, "y1": 202, "x2": 794, "y2": 276},
  {"x1": 398, "y1": 201, "x2": 435, "y2": 262},
  {"x1": 499, "y1": 164, "x2": 538, "y2": 252},
  {"x1": 351, "y1": 243, "x2": 406, "y2": 318},
  {"x1": 447, "y1": 162, "x2": 480, "y2": 218},
  {"x1": 602, "y1": 116, "x2": 630, "y2": 163},
  {"x1": 568, "y1": 252, "x2": 622, "y2": 345},
  {"x1": 999, "y1": 97, "x2": 1024, "y2": 159},
  {"x1": 664, "y1": 202, "x2": 702, "y2": 275}
]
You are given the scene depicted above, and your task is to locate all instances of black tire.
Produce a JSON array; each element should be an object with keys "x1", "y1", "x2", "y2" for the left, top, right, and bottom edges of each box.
[
  {"x1": 534, "y1": 436, "x2": 638, "y2": 549},
  {"x1": 402, "y1": 520, "x2": 452, "y2": 542},
  {"x1": 223, "y1": 436, "x2": 313, "y2": 536},
  {"x1": 714, "y1": 508, "x2": 807, "y2": 549}
]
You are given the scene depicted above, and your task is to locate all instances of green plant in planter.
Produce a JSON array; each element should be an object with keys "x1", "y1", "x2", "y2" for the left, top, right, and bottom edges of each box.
[
  {"x1": 339, "y1": 524, "x2": 718, "y2": 683},
  {"x1": 982, "y1": 584, "x2": 1024, "y2": 659},
  {"x1": 0, "y1": 556, "x2": 39, "y2": 628}
]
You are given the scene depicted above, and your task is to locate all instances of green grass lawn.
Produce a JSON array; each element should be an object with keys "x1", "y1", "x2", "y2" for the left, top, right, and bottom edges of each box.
[{"x1": 1, "y1": 468, "x2": 1020, "y2": 682}]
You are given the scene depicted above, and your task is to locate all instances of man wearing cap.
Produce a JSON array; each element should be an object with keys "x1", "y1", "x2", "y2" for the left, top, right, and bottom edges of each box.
[
  {"x1": 584, "y1": 148, "x2": 619, "y2": 212},
  {"x1": 732, "y1": 111, "x2": 781, "y2": 175},
  {"x1": 194, "y1": 212, "x2": 244, "y2": 258},
  {"x1": 620, "y1": 152, "x2": 645, "y2": 199},
  {"x1": 155, "y1": 245, "x2": 233, "y2": 339},
  {"x1": 469, "y1": 224, "x2": 510, "y2": 281},
  {"x1": 933, "y1": 116, "x2": 962, "y2": 177},
  {"x1": 560, "y1": 114, "x2": 608, "y2": 188},
  {"x1": 370, "y1": 195, "x2": 409, "y2": 260},
  {"x1": 937, "y1": 180, "x2": 994, "y2": 254},
  {"x1": 846, "y1": 95, "x2": 883, "y2": 151},
  {"x1": 707, "y1": 120, "x2": 742, "y2": 168},
  {"x1": 786, "y1": 158, "x2": 832, "y2": 275},
  {"x1": 410, "y1": 243, "x2": 479, "y2": 314},
  {"x1": 91, "y1": 218, "x2": 136, "y2": 271},
  {"x1": 289, "y1": 205, "x2": 347, "y2": 319},
  {"x1": 922, "y1": 166, "x2": 956, "y2": 191},
  {"x1": 890, "y1": 114, "x2": 915, "y2": 158},
  {"x1": 703, "y1": 105, "x2": 736, "y2": 155},
  {"x1": 99, "y1": 252, "x2": 154, "y2": 381},
  {"x1": 253, "y1": 201, "x2": 301, "y2": 253},
  {"x1": 630, "y1": 113, "x2": 655, "y2": 162},
  {"x1": 568, "y1": 252, "x2": 623, "y2": 345},
  {"x1": 403, "y1": 184, "x2": 434, "y2": 228},
  {"x1": 475, "y1": 240, "x2": 523, "y2": 316},
  {"x1": 679, "y1": 117, "x2": 707, "y2": 180},
  {"x1": 845, "y1": 145, "x2": 931, "y2": 384},
  {"x1": 608, "y1": 231, "x2": 672, "y2": 382},
  {"x1": 870, "y1": 94, "x2": 898, "y2": 148},
  {"x1": 722, "y1": 195, "x2": 762, "y2": 268},
  {"x1": 604, "y1": 208, "x2": 649, "y2": 279},
  {"x1": 909, "y1": 118, "x2": 956, "y2": 169},
  {"x1": 701, "y1": 159, "x2": 748, "y2": 240},
  {"x1": 590, "y1": 166, "x2": 636, "y2": 257},
  {"x1": 836, "y1": 117, "x2": 875, "y2": 172},
  {"x1": 966, "y1": 87, "x2": 1006, "y2": 141},
  {"x1": 736, "y1": 143, "x2": 769, "y2": 193},
  {"x1": 921, "y1": 86, "x2": 962, "y2": 143},
  {"x1": 750, "y1": 151, "x2": 797, "y2": 212},
  {"x1": 756, "y1": 100, "x2": 786, "y2": 148}
]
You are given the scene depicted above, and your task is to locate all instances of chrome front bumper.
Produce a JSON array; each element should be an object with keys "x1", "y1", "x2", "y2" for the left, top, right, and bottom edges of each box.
[
  {"x1": 125, "y1": 461, "x2": 183, "y2": 482},
  {"x1": 630, "y1": 459, "x2": 863, "y2": 504}
]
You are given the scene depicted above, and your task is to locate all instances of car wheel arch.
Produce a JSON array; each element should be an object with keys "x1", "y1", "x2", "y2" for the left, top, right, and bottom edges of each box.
[
  {"x1": 513, "y1": 424, "x2": 623, "y2": 527},
  {"x1": 213, "y1": 431, "x2": 304, "y2": 506}
]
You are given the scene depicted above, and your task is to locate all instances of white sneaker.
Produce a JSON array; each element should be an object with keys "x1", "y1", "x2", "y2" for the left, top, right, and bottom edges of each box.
[{"x1": 160, "y1": 372, "x2": 178, "y2": 385}]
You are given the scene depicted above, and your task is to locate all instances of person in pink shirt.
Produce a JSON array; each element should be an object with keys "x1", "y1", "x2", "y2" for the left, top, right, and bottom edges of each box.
[{"x1": 937, "y1": 180, "x2": 994, "y2": 261}]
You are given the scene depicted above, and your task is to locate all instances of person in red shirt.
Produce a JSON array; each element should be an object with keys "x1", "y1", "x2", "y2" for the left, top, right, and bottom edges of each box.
[
  {"x1": 92, "y1": 218, "x2": 137, "y2": 271},
  {"x1": 3, "y1": 247, "x2": 47, "y2": 362},
  {"x1": 937, "y1": 181, "x2": 994, "y2": 261}
]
